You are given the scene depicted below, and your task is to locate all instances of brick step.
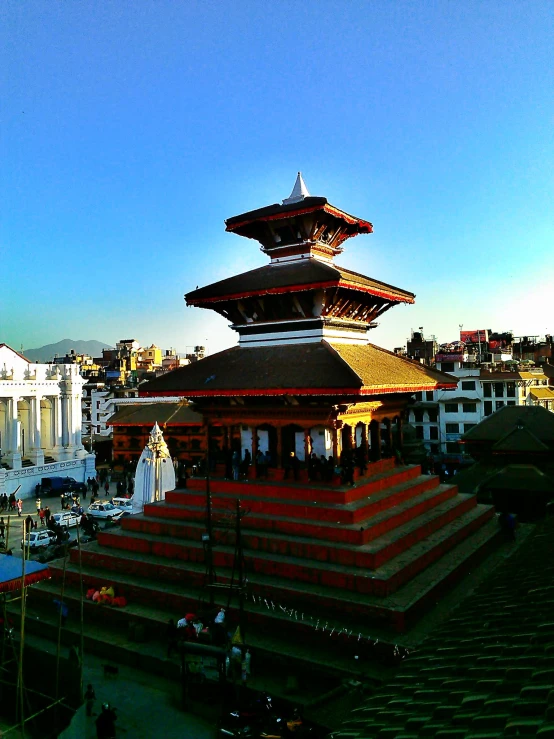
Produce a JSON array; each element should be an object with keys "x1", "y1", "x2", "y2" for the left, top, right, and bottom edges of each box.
[
  {"x1": 27, "y1": 563, "x2": 401, "y2": 654},
  {"x1": 19, "y1": 583, "x2": 385, "y2": 678},
  {"x1": 104, "y1": 491, "x2": 476, "y2": 571},
  {"x1": 183, "y1": 464, "x2": 426, "y2": 505},
  {"x1": 54, "y1": 505, "x2": 496, "y2": 623},
  {"x1": 126, "y1": 483, "x2": 462, "y2": 548},
  {"x1": 152, "y1": 474, "x2": 446, "y2": 526},
  {"x1": 93, "y1": 503, "x2": 493, "y2": 596}
]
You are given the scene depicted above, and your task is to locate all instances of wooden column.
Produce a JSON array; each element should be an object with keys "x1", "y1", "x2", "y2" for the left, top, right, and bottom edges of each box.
[
  {"x1": 370, "y1": 420, "x2": 381, "y2": 461},
  {"x1": 384, "y1": 418, "x2": 392, "y2": 457},
  {"x1": 396, "y1": 416, "x2": 403, "y2": 455},
  {"x1": 332, "y1": 426, "x2": 339, "y2": 462},
  {"x1": 304, "y1": 428, "x2": 311, "y2": 463},
  {"x1": 276, "y1": 426, "x2": 283, "y2": 469},
  {"x1": 251, "y1": 425, "x2": 258, "y2": 477},
  {"x1": 362, "y1": 423, "x2": 369, "y2": 459}
]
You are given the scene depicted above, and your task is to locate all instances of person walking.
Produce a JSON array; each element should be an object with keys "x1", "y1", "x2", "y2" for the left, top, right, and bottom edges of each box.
[
  {"x1": 16, "y1": 499, "x2": 22, "y2": 517},
  {"x1": 36, "y1": 497, "x2": 42, "y2": 516},
  {"x1": 104, "y1": 480, "x2": 110, "y2": 496},
  {"x1": 96, "y1": 703, "x2": 117, "y2": 739},
  {"x1": 84, "y1": 684, "x2": 96, "y2": 717},
  {"x1": 39, "y1": 507, "x2": 46, "y2": 527},
  {"x1": 0, "y1": 517, "x2": 5, "y2": 540}
]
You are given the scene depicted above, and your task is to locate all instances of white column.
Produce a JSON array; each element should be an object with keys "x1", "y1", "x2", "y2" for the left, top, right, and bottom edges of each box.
[
  {"x1": 61, "y1": 392, "x2": 71, "y2": 459},
  {"x1": 56, "y1": 393, "x2": 70, "y2": 460},
  {"x1": 73, "y1": 393, "x2": 82, "y2": 448},
  {"x1": 5, "y1": 396, "x2": 22, "y2": 469},
  {"x1": 29, "y1": 395, "x2": 44, "y2": 464}
]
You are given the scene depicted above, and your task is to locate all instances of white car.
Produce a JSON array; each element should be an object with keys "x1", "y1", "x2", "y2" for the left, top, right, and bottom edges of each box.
[
  {"x1": 21, "y1": 529, "x2": 58, "y2": 551},
  {"x1": 51, "y1": 511, "x2": 81, "y2": 529},
  {"x1": 87, "y1": 501, "x2": 124, "y2": 521},
  {"x1": 111, "y1": 497, "x2": 137, "y2": 516}
]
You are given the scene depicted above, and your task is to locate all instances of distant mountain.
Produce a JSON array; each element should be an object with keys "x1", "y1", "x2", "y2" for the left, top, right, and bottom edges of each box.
[{"x1": 23, "y1": 339, "x2": 114, "y2": 363}]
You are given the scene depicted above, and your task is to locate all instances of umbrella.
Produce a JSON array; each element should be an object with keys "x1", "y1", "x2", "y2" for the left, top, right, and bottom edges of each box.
[{"x1": 131, "y1": 422, "x2": 176, "y2": 513}]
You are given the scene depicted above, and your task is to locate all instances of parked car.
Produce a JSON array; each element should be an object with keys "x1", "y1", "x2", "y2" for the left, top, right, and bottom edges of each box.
[
  {"x1": 21, "y1": 529, "x2": 58, "y2": 551},
  {"x1": 51, "y1": 511, "x2": 81, "y2": 529},
  {"x1": 41, "y1": 476, "x2": 87, "y2": 497},
  {"x1": 87, "y1": 502, "x2": 124, "y2": 521},
  {"x1": 111, "y1": 497, "x2": 136, "y2": 516}
]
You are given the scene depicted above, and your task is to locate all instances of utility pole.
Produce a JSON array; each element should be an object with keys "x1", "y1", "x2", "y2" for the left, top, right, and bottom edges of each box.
[{"x1": 205, "y1": 425, "x2": 215, "y2": 606}]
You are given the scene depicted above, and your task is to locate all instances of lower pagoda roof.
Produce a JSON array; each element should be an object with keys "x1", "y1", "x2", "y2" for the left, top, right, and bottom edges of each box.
[
  {"x1": 186, "y1": 259, "x2": 414, "y2": 306},
  {"x1": 140, "y1": 341, "x2": 456, "y2": 398}
]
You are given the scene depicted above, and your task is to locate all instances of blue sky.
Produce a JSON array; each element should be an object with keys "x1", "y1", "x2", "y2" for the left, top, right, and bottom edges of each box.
[{"x1": 2, "y1": 1, "x2": 553, "y2": 356}]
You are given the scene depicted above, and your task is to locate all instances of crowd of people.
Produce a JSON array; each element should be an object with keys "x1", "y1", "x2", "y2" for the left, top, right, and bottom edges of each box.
[
  {"x1": 0, "y1": 493, "x2": 23, "y2": 515},
  {"x1": 220, "y1": 444, "x2": 376, "y2": 487},
  {"x1": 166, "y1": 607, "x2": 252, "y2": 684}
]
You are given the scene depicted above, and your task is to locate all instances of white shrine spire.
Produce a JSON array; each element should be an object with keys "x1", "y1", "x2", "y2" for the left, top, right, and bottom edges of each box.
[{"x1": 282, "y1": 172, "x2": 311, "y2": 205}]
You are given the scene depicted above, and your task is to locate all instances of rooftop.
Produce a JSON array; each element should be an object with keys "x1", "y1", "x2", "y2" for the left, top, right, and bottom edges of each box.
[{"x1": 140, "y1": 341, "x2": 456, "y2": 398}]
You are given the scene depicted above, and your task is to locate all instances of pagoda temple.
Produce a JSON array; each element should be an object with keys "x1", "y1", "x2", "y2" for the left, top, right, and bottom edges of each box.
[
  {"x1": 20, "y1": 177, "x2": 500, "y2": 688},
  {"x1": 143, "y1": 173, "x2": 456, "y2": 466}
]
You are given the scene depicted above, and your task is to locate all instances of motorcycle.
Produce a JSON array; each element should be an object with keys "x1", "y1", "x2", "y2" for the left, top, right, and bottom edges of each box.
[{"x1": 219, "y1": 694, "x2": 279, "y2": 739}]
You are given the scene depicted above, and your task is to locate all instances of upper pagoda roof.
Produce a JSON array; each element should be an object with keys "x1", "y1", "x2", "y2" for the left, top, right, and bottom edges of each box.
[
  {"x1": 186, "y1": 259, "x2": 415, "y2": 305},
  {"x1": 140, "y1": 341, "x2": 455, "y2": 398},
  {"x1": 225, "y1": 197, "x2": 373, "y2": 239}
]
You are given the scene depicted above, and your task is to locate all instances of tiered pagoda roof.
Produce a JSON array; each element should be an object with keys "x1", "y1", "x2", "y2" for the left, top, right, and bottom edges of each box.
[{"x1": 144, "y1": 174, "x2": 456, "y2": 398}]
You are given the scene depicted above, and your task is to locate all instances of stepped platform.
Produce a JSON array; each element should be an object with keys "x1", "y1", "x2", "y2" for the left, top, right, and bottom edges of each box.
[{"x1": 24, "y1": 462, "x2": 499, "y2": 664}]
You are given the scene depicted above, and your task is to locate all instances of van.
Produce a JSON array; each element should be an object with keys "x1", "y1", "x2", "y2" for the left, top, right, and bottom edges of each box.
[{"x1": 41, "y1": 477, "x2": 87, "y2": 497}]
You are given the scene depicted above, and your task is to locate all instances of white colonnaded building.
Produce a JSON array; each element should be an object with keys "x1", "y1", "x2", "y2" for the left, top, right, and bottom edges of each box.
[{"x1": 0, "y1": 344, "x2": 95, "y2": 499}]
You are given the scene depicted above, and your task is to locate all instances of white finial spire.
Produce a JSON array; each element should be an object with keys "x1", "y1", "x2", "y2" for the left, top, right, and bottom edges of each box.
[{"x1": 283, "y1": 172, "x2": 311, "y2": 204}]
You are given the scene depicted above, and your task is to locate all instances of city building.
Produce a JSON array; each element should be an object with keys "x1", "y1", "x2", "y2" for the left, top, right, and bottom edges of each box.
[
  {"x1": 407, "y1": 337, "x2": 550, "y2": 464},
  {"x1": 0, "y1": 343, "x2": 94, "y2": 497}
]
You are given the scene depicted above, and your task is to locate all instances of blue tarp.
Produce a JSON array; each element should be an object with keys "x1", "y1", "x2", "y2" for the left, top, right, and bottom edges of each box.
[{"x1": 0, "y1": 555, "x2": 50, "y2": 593}]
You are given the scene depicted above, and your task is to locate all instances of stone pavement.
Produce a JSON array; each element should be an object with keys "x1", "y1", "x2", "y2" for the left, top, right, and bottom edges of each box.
[{"x1": 56, "y1": 647, "x2": 215, "y2": 739}]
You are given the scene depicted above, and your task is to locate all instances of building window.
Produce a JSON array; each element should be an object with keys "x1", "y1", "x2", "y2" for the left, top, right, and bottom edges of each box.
[
  {"x1": 495, "y1": 401, "x2": 505, "y2": 410},
  {"x1": 441, "y1": 362, "x2": 455, "y2": 372},
  {"x1": 462, "y1": 403, "x2": 477, "y2": 413},
  {"x1": 506, "y1": 382, "x2": 516, "y2": 397},
  {"x1": 445, "y1": 403, "x2": 458, "y2": 413},
  {"x1": 429, "y1": 426, "x2": 439, "y2": 440},
  {"x1": 446, "y1": 442, "x2": 461, "y2": 454},
  {"x1": 426, "y1": 391, "x2": 434, "y2": 401},
  {"x1": 507, "y1": 400, "x2": 516, "y2": 406},
  {"x1": 428, "y1": 411, "x2": 438, "y2": 423},
  {"x1": 415, "y1": 426, "x2": 424, "y2": 440},
  {"x1": 414, "y1": 391, "x2": 423, "y2": 401},
  {"x1": 446, "y1": 423, "x2": 459, "y2": 434},
  {"x1": 414, "y1": 410, "x2": 424, "y2": 422},
  {"x1": 483, "y1": 384, "x2": 492, "y2": 398},
  {"x1": 464, "y1": 423, "x2": 476, "y2": 433},
  {"x1": 461, "y1": 380, "x2": 476, "y2": 391},
  {"x1": 494, "y1": 382, "x2": 504, "y2": 397},
  {"x1": 484, "y1": 401, "x2": 493, "y2": 416}
]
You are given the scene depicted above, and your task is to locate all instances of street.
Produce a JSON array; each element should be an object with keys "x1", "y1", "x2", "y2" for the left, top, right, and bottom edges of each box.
[{"x1": 0, "y1": 482, "x2": 124, "y2": 559}]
